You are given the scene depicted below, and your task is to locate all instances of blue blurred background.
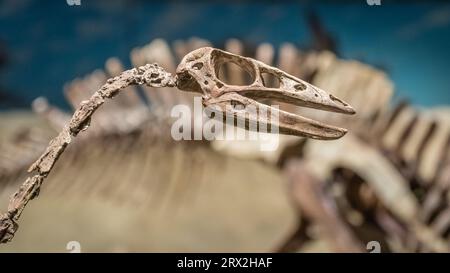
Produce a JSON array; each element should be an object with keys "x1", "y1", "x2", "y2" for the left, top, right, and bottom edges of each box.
[{"x1": 0, "y1": 0, "x2": 449, "y2": 110}]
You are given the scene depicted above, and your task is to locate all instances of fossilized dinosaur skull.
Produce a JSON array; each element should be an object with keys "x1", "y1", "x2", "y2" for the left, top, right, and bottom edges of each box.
[{"x1": 176, "y1": 47, "x2": 355, "y2": 140}]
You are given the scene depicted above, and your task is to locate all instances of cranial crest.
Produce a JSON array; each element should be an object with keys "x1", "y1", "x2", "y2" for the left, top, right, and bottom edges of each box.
[{"x1": 176, "y1": 47, "x2": 356, "y2": 140}]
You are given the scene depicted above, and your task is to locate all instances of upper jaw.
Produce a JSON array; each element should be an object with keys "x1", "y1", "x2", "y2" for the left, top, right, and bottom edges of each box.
[
  {"x1": 176, "y1": 47, "x2": 356, "y2": 140},
  {"x1": 220, "y1": 78, "x2": 356, "y2": 116}
]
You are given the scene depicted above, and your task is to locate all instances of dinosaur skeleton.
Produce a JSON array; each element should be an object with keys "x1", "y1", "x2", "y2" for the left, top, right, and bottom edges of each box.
[{"x1": 0, "y1": 46, "x2": 354, "y2": 244}]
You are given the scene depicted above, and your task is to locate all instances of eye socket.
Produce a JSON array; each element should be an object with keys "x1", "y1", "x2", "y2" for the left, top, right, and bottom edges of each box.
[{"x1": 211, "y1": 50, "x2": 256, "y2": 86}]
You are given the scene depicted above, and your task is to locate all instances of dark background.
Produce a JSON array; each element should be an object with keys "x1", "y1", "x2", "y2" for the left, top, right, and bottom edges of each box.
[{"x1": 0, "y1": 0, "x2": 449, "y2": 109}]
